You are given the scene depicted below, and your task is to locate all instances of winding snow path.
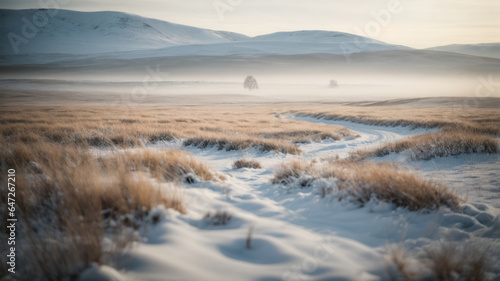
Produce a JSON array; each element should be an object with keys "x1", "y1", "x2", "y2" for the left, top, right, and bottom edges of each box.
[{"x1": 291, "y1": 115, "x2": 435, "y2": 159}]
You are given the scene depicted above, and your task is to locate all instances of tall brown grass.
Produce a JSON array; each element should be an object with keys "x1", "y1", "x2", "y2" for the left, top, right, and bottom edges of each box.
[
  {"x1": 233, "y1": 158, "x2": 263, "y2": 169},
  {"x1": 291, "y1": 104, "x2": 500, "y2": 136},
  {"x1": 385, "y1": 241, "x2": 489, "y2": 281},
  {"x1": 103, "y1": 149, "x2": 222, "y2": 182},
  {"x1": 272, "y1": 160, "x2": 460, "y2": 211},
  {"x1": 424, "y1": 241, "x2": 488, "y2": 281},
  {"x1": 0, "y1": 106, "x2": 357, "y2": 155},
  {"x1": 349, "y1": 130, "x2": 498, "y2": 161},
  {"x1": 0, "y1": 142, "x2": 221, "y2": 227},
  {"x1": 0, "y1": 139, "x2": 223, "y2": 279}
]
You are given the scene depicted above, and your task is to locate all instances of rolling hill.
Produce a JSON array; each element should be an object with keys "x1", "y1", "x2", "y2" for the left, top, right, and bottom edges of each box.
[
  {"x1": 0, "y1": 9, "x2": 407, "y2": 56},
  {"x1": 427, "y1": 43, "x2": 500, "y2": 59}
]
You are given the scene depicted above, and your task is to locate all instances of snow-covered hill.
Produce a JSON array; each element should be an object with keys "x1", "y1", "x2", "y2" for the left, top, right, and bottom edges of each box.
[
  {"x1": 0, "y1": 9, "x2": 249, "y2": 55},
  {"x1": 151, "y1": 30, "x2": 408, "y2": 57},
  {"x1": 427, "y1": 43, "x2": 500, "y2": 59},
  {"x1": 0, "y1": 9, "x2": 407, "y2": 56},
  {"x1": 252, "y1": 30, "x2": 385, "y2": 44},
  {"x1": 117, "y1": 40, "x2": 408, "y2": 58}
]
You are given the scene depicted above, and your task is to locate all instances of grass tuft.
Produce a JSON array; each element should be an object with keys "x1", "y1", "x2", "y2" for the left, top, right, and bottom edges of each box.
[
  {"x1": 233, "y1": 158, "x2": 263, "y2": 169},
  {"x1": 424, "y1": 241, "x2": 488, "y2": 281},
  {"x1": 272, "y1": 160, "x2": 460, "y2": 211}
]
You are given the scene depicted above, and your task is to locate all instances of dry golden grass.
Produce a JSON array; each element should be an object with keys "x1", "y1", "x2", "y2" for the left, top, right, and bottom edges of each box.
[
  {"x1": 385, "y1": 241, "x2": 489, "y2": 281},
  {"x1": 424, "y1": 242, "x2": 488, "y2": 281},
  {"x1": 233, "y1": 158, "x2": 263, "y2": 169},
  {"x1": 350, "y1": 130, "x2": 498, "y2": 161},
  {"x1": 0, "y1": 106, "x2": 357, "y2": 155},
  {"x1": 0, "y1": 140, "x2": 225, "y2": 279},
  {"x1": 0, "y1": 141, "x2": 225, "y2": 224},
  {"x1": 103, "y1": 149, "x2": 222, "y2": 182},
  {"x1": 291, "y1": 104, "x2": 500, "y2": 135},
  {"x1": 272, "y1": 160, "x2": 311, "y2": 185},
  {"x1": 385, "y1": 244, "x2": 417, "y2": 281},
  {"x1": 22, "y1": 212, "x2": 106, "y2": 280},
  {"x1": 272, "y1": 160, "x2": 460, "y2": 211}
]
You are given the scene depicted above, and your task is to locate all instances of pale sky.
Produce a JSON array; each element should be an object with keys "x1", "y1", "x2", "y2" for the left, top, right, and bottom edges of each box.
[{"x1": 1, "y1": 0, "x2": 499, "y2": 48}]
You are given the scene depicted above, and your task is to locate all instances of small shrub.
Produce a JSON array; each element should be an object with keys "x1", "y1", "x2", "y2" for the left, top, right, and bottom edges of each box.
[
  {"x1": 384, "y1": 240, "x2": 490, "y2": 281},
  {"x1": 385, "y1": 244, "x2": 418, "y2": 281},
  {"x1": 233, "y1": 158, "x2": 262, "y2": 169},
  {"x1": 204, "y1": 210, "x2": 232, "y2": 225},
  {"x1": 424, "y1": 241, "x2": 488, "y2": 281},
  {"x1": 271, "y1": 160, "x2": 310, "y2": 184}
]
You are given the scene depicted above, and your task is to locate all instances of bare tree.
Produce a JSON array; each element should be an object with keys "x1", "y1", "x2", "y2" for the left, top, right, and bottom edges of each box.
[{"x1": 244, "y1": 75, "x2": 258, "y2": 90}]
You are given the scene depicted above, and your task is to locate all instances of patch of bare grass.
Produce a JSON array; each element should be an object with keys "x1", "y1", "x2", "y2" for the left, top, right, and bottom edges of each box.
[
  {"x1": 204, "y1": 210, "x2": 232, "y2": 226},
  {"x1": 272, "y1": 160, "x2": 460, "y2": 211},
  {"x1": 385, "y1": 244, "x2": 418, "y2": 281},
  {"x1": 291, "y1": 104, "x2": 500, "y2": 136},
  {"x1": 0, "y1": 106, "x2": 357, "y2": 154},
  {"x1": 424, "y1": 241, "x2": 489, "y2": 281},
  {"x1": 233, "y1": 158, "x2": 263, "y2": 169},
  {"x1": 271, "y1": 160, "x2": 311, "y2": 185},
  {"x1": 0, "y1": 142, "x2": 200, "y2": 279},
  {"x1": 102, "y1": 149, "x2": 221, "y2": 183},
  {"x1": 385, "y1": 241, "x2": 490, "y2": 281},
  {"x1": 184, "y1": 136, "x2": 301, "y2": 154},
  {"x1": 349, "y1": 130, "x2": 498, "y2": 161}
]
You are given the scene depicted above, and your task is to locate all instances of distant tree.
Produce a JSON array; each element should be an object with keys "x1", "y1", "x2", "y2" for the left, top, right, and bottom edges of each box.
[
  {"x1": 329, "y1": 80, "x2": 338, "y2": 88},
  {"x1": 244, "y1": 75, "x2": 258, "y2": 90}
]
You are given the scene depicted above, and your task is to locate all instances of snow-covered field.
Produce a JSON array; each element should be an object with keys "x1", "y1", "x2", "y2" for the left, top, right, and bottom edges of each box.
[
  {"x1": 1, "y1": 8, "x2": 499, "y2": 280},
  {"x1": 92, "y1": 117, "x2": 500, "y2": 281}
]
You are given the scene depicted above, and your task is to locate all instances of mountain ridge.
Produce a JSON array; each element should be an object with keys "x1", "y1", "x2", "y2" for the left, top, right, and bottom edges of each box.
[
  {"x1": 0, "y1": 9, "x2": 407, "y2": 55},
  {"x1": 426, "y1": 43, "x2": 500, "y2": 59}
]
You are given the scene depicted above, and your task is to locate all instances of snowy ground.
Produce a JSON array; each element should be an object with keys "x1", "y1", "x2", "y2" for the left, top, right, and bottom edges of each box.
[{"x1": 99, "y1": 116, "x2": 500, "y2": 281}]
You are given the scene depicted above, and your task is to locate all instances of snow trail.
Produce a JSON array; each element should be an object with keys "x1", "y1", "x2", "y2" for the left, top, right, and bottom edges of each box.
[{"x1": 291, "y1": 115, "x2": 435, "y2": 159}]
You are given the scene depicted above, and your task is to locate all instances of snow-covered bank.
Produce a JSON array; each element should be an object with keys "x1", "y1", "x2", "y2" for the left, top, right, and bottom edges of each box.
[
  {"x1": 119, "y1": 154, "x2": 499, "y2": 280},
  {"x1": 113, "y1": 118, "x2": 499, "y2": 280},
  {"x1": 292, "y1": 116, "x2": 499, "y2": 208},
  {"x1": 380, "y1": 152, "x2": 500, "y2": 209}
]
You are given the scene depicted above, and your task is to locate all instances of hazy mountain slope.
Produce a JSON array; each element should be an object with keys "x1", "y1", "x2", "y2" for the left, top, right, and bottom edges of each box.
[
  {"x1": 3, "y1": 50, "x2": 499, "y2": 79},
  {"x1": 0, "y1": 9, "x2": 407, "y2": 56},
  {"x1": 115, "y1": 40, "x2": 408, "y2": 58},
  {"x1": 148, "y1": 30, "x2": 409, "y2": 56},
  {"x1": 0, "y1": 9, "x2": 249, "y2": 55},
  {"x1": 427, "y1": 43, "x2": 500, "y2": 59},
  {"x1": 252, "y1": 30, "x2": 387, "y2": 44}
]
